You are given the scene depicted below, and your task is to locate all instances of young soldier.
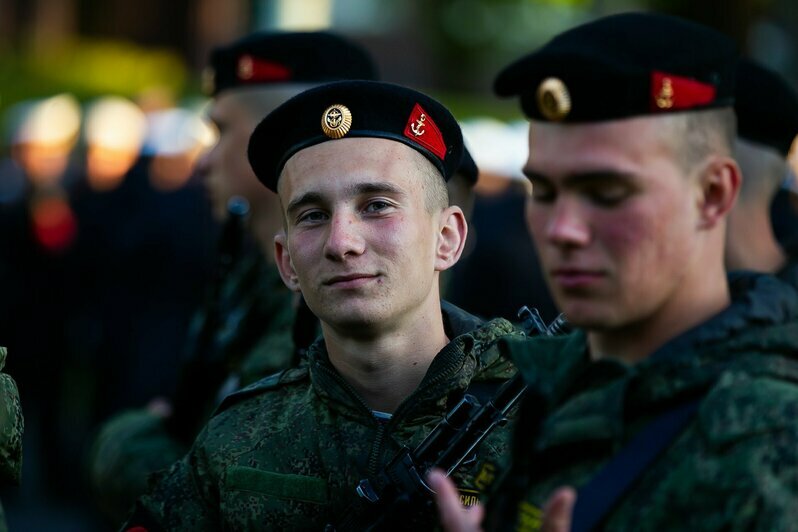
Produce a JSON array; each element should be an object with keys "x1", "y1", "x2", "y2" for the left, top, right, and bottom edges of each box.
[
  {"x1": 725, "y1": 58, "x2": 798, "y2": 285},
  {"x1": 122, "y1": 80, "x2": 521, "y2": 530},
  {"x1": 432, "y1": 12, "x2": 798, "y2": 531},
  {"x1": 88, "y1": 31, "x2": 377, "y2": 522}
]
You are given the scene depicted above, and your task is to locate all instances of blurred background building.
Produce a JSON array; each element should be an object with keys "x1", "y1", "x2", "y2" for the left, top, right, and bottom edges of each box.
[{"x1": 1, "y1": 0, "x2": 798, "y2": 529}]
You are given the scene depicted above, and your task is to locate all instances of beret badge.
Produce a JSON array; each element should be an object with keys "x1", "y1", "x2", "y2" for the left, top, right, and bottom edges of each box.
[
  {"x1": 536, "y1": 77, "x2": 571, "y2": 121},
  {"x1": 655, "y1": 77, "x2": 675, "y2": 109},
  {"x1": 321, "y1": 104, "x2": 352, "y2": 139}
]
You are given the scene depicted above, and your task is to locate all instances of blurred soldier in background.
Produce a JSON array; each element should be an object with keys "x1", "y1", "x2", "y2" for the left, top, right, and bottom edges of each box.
[
  {"x1": 725, "y1": 58, "x2": 798, "y2": 285},
  {"x1": 88, "y1": 31, "x2": 378, "y2": 522},
  {"x1": 432, "y1": 13, "x2": 798, "y2": 531},
  {"x1": 0, "y1": 94, "x2": 84, "y2": 520},
  {"x1": 448, "y1": 119, "x2": 558, "y2": 323}
]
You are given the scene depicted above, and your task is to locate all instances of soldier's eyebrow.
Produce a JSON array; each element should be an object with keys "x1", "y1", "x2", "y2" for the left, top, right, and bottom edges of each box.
[
  {"x1": 523, "y1": 169, "x2": 549, "y2": 183},
  {"x1": 522, "y1": 169, "x2": 637, "y2": 185},
  {"x1": 349, "y1": 182, "x2": 405, "y2": 197},
  {"x1": 286, "y1": 192, "x2": 325, "y2": 216}
]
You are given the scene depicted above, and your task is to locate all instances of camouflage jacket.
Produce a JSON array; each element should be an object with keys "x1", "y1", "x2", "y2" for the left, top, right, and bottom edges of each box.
[
  {"x1": 127, "y1": 303, "x2": 521, "y2": 530},
  {"x1": 488, "y1": 273, "x2": 798, "y2": 531},
  {"x1": 89, "y1": 253, "x2": 299, "y2": 522}
]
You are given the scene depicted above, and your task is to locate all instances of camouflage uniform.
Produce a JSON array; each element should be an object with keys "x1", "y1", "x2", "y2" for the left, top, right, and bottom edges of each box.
[
  {"x1": 489, "y1": 273, "x2": 798, "y2": 531},
  {"x1": 128, "y1": 303, "x2": 520, "y2": 530},
  {"x1": 90, "y1": 252, "x2": 300, "y2": 522},
  {"x1": 0, "y1": 346, "x2": 23, "y2": 532}
]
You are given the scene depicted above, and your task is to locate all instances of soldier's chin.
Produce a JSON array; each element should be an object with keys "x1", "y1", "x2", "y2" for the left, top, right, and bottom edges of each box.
[
  {"x1": 553, "y1": 302, "x2": 616, "y2": 331},
  {"x1": 323, "y1": 312, "x2": 387, "y2": 338}
]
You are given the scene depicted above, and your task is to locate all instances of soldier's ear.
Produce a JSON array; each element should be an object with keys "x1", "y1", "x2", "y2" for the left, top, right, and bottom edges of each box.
[
  {"x1": 696, "y1": 154, "x2": 741, "y2": 230},
  {"x1": 434, "y1": 206, "x2": 467, "y2": 272},
  {"x1": 274, "y1": 232, "x2": 301, "y2": 292}
]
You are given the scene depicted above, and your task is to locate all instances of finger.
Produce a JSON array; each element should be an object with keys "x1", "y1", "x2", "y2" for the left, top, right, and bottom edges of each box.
[
  {"x1": 428, "y1": 469, "x2": 483, "y2": 532},
  {"x1": 468, "y1": 501, "x2": 485, "y2": 523},
  {"x1": 542, "y1": 486, "x2": 577, "y2": 532}
]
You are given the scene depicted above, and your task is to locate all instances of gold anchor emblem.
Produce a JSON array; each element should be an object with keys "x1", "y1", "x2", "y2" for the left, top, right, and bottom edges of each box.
[
  {"x1": 321, "y1": 104, "x2": 352, "y2": 139},
  {"x1": 656, "y1": 78, "x2": 674, "y2": 109},
  {"x1": 536, "y1": 77, "x2": 571, "y2": 121},
  {"x1": 411, "y1": 113, "x2": 426, "y2": 136}
]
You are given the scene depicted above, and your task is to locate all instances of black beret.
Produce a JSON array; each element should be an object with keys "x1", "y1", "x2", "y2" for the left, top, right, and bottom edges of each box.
[
  {"x1": 457, "y1": 146, "x2": 479, "y2": 185},
  {"x1": 494, "y1": 12, "x2": 737, "y2": 123},
  {"x1": 736, "y1": 58, "x2": 798, "y2": 156},
  {"x1": 248, "y1": 80, "x2": 464, "y2": 192},
  {"x1": 205, "y1": 31, "x2": 377, "y2": 96}
]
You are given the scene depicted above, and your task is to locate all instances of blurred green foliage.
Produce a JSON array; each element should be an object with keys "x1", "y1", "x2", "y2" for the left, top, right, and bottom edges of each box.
[
  {"x1": 419, "y1": 0, "x2": 594, "y2": 91},
  {"x1": 0, "y1": 38, "x2": 188, "y2": 114}
]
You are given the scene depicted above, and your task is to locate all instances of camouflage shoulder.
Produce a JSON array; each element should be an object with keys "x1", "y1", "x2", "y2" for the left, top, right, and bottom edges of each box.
[
  {"x1": 699, "y1": 364, "x2": 798, "y2": 448},
  {"x1": 483, "y1": 316, "x2": 524, "y2": 338},
  {"x1": 496, "y1": 331, "x2": 589, "y2": 403},
  {"x1": 214, "y1": 364, "x2": 310, "y2": 415},
  {"x1": 467, "y1": 317, "x2": 524, "y2": 378},
  {"x1": 474, "y1": 317, "x2": 524, "y2": 356}
]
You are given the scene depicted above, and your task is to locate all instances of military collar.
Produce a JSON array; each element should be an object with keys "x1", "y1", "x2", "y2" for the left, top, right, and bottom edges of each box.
[{"x1": 306, "y1": 304, "x2": 516, "y2": 422}]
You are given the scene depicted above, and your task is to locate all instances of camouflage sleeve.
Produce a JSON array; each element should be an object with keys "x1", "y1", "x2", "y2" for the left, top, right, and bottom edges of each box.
[
  {"x1": 650, "y1": 374, "x2": 798, "y2": 531},
  {"x1": 744, "y1": 428, "x2": 798, "y2": 531},
  {"x1": 700, "y1": 421, "x2": 798, "y2": 531},
  {"x1": 0, "y1": 347, "x2": 23, "y2": 486},
  {"x1": 88, "y1": 409, "x2": 185, "y2": 522},
  {"x1": 125, "y1": 429, "x2": 220, "y2": 531}
]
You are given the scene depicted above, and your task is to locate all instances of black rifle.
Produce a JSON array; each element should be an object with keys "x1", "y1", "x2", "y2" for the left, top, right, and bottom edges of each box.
[
  {"x1": 327, "y1": 309, "x2": 564, "y2": 531},
  {"x1": 168, "y1": 196, "x2": 250, "y2": 444}
]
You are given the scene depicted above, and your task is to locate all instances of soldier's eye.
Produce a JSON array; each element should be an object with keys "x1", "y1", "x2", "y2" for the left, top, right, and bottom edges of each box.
[
  {"x1": 297, "y1": 210, "x2": 328, "y2": 224},
  {"x1": 364, "y1": 200, "x2": 391, "y2": 213},
  {"x1": 588, "y1": 184, "x2": 632, "y2": 206},
  {"x1": 530, "y1": 182, "x2": 556, "y2": 203}
]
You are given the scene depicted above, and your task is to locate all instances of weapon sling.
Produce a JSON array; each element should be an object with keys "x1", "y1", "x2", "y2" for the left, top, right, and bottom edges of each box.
[{"x1": 571, "y1": 399, "x2": 701, "y2": 532}]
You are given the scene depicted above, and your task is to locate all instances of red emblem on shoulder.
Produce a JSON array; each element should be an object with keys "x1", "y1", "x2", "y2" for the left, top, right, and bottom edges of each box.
[
  {"x1": 237, "y1": 55, "x2": 292, "y2": 83},
  {"x1": 651, "y1": 71, "x2": 716, "y2": 112},
  {"x1": 403, "y1": 103, "x2": 446, "y2": 160}
]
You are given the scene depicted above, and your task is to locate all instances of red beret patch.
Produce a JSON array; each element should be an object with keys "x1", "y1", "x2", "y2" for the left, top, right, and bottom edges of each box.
[
  {"x1": 651, "y1": 71, "x2": 717, "y2": 112},
  {"x1": 403, "y1": 103, "x2": 446, "y2": 160},
  {"x1": 237, "y1": 55, "x2": 292, "y2": 83}
]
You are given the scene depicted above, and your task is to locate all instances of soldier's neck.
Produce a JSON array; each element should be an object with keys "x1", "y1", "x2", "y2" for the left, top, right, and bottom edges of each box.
[
  {"x1": 588, "y1": 265, "x2": 731, "y2": 365},
  {"x1": 322, "y1": 300, "x2": 449, "y2": 413}
]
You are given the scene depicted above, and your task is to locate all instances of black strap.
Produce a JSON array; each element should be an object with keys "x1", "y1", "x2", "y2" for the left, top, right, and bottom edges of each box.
[{"x1": 571, "y1": 400, "x2": 700, "y2": 532}]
